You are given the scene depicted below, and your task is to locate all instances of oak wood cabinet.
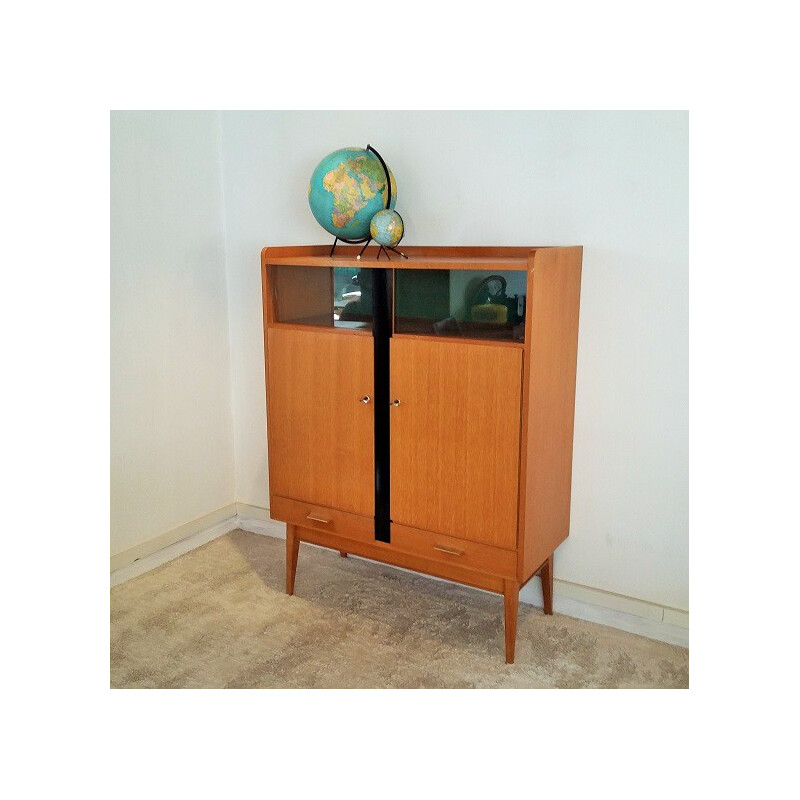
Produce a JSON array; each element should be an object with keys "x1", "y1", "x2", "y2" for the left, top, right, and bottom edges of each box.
[{"x1": 261, "y1": 245, "x2": 582, "y2": 663}]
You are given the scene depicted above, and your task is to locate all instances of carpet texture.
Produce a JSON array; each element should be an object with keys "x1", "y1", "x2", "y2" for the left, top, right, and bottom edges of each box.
[{"x1": 110, "y1": 530, "x2": 688, "y2": 689}]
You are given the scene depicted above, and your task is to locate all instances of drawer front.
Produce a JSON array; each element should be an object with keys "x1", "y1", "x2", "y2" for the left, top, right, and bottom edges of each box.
[
  {"x1": 271, "y1": 495, "x2": 375, "y2": 544},
  {"x1": 390, "y1": 523, "x2": 517, "y2": 579}
]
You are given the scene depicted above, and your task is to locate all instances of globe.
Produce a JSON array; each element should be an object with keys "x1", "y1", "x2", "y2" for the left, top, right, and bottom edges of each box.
[
  {"x1": 308, "y1": 147, "x2": 397, "y2": 241},
  {"x1": 370, "y1": 209, "x2": 404, "y2": 247}
]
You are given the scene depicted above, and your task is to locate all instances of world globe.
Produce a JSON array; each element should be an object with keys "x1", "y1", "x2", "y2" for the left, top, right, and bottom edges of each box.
[
  {"x1": 370, "y1": 209, "x2": 404, "y2": 247},
  {"x1": 308, "y1": 147, "x2": 397, "y2": 241}
]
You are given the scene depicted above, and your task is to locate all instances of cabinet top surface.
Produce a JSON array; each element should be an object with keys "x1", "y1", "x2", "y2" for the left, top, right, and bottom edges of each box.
[{"x1": 262, "y1": 245, "x2": 581, "y2": 271}]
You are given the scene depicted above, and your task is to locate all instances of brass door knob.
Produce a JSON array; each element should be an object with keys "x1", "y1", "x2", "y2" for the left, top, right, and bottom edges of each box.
[{"x1": 391, "y1": 399, "x2": 401, "y2": 407}]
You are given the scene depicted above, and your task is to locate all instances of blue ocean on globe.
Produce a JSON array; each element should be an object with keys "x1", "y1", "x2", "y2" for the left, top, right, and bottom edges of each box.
[{"x1": 308, "y1": 147, "x2": 396, "y2": 240}]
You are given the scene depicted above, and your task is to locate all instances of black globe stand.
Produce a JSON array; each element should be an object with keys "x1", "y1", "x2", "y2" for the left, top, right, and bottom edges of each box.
[
  {"x1": 329, "y1": 234, "x2": 370, "y2": 258},
  {"x1": 354, "y1": 240, "x2": 409, "y2": 261},
  {"x1": 355, "y1": 240, "x2": 408, "y2": 261},
  {"x1": 376, "y1": 245, "x2": 408, "y2": 260}
]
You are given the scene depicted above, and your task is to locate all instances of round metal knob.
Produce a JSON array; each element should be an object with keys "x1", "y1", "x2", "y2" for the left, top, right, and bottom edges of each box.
[
  {"x1": 391, "y1": 399, "x2": 401, "y2": 407},
  {"x1": 361, "y1": 395, "x2": 371, "y2": 404}
]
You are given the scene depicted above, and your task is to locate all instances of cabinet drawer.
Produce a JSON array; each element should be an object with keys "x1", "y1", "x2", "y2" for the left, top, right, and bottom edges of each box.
[
  {"x1": 390, "y1": 523, "x2": 517, "y2": 579},
  {"x1": 270, "y1": 495, "x2": 375, "y2": 544}
]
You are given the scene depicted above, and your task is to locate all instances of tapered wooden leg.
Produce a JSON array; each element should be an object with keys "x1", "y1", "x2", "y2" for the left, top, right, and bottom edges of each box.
[
  {"x1": 339, "y1": 551, "x2": 348, "y2": 558},
  {"x1": 286, "y1": 524, "x2": 300, "y2": 596},
  {"x1": 540, "y1": 555, "x2": 554, "y2": 615},
  {"x1": 503, "y1": 579, "x2": 519, "y2": 664}
]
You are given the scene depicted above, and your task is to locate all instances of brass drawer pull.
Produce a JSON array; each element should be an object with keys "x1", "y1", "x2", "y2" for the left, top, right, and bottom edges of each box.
[
  {"x1": 433, "y1": 545, "x2": 464, "y2": 557},
  {"x1": 306, "y1": 514, "x2": 331, "y2": 524}
]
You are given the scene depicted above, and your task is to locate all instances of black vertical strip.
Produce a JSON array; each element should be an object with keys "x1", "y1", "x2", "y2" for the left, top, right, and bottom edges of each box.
[{"x1": 372, "y1": 268, "x2": 392, "y2": 542}]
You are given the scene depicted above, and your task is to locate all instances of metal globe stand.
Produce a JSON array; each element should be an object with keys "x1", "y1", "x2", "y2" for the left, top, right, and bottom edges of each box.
[{"x1": 329, "y1": 234, "x2": 369, "y2": 258}]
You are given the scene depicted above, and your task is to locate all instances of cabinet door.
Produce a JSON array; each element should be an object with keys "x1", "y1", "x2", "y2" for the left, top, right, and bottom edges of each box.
[
  {"x1": 389, "y1": 338, "x2": 522, "y2": 549},
  {"x1": 267, "y1": 328, "x2": 374, "y2": 517}
]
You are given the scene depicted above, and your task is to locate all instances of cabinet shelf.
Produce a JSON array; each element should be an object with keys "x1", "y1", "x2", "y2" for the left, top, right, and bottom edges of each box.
[
  {"x1": 268, "y1": 317, "x2": 372, "y2": 333},
  {"x1": 394, "y1": 317, "x2": 524, "y2": 342},
  {"x1": 263, "y1": 244, "x2": 533, "y2": 271},
  {"x1": 391, "y1": 332, "x2": 524, "y2": 349}
]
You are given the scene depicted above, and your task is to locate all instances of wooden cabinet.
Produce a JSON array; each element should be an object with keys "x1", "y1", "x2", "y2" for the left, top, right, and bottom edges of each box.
[{"x1": 261, "y1": 245, "x2": 582, "y2": 663}]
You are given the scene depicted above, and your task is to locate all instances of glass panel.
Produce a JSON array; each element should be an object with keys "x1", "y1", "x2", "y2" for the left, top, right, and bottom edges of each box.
[
  {"x1": 271, "y1": 264, "x2": 373, "y2": 330},
  {"x1": 394, "y1": 269, "x2": 526, "y2": 342},
  {"x1": 334, "y1": 267, "x2": 374, "y2": 327}
]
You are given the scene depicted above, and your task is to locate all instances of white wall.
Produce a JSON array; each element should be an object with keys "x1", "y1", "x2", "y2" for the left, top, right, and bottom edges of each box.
[
  {"x1": 111, "y1": 111, "x2": 235, "y2": 558},
  {"x1": 219, "y1": 111, "x2": 688, "y2": 611}
]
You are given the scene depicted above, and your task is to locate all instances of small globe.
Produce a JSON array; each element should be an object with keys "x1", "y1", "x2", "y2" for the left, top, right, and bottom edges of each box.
[
  {"x1": 308, "y1": 147, "x2": 396, "y2": 241},
  {"x1": 370, "y1": 209, "x2": 404, "y2": 247}
]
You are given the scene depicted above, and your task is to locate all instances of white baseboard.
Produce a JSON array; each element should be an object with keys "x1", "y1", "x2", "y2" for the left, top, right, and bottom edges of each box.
[
  {"x1": 234, "y1": 502, "x2": 283, "y2": 533},
  {"x1": 112, "y1": 504, "x2": 689, "y2": 648},
  {"x1": 110, "y1": 503, "x2": 238, "y2": 573},
  {"x1": 110, "y1": 513, "x2": 240, "y2": 587},
  {"x1": 110, "y1": 503, "x2": 284, "y2": 586}
]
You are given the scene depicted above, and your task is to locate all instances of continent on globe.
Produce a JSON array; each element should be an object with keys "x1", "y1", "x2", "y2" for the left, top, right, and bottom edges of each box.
[{"x1": 308, "y1": 147, "x2": 397, "y2": 241}]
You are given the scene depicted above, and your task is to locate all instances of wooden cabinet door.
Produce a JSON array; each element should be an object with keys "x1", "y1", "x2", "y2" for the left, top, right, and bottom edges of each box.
[
  {"x1": 389, "y1": 338, "x2": 523, "y2": 549},
  {"x1": 266, "y1": 328, "x2": 374, "y2": 517}
]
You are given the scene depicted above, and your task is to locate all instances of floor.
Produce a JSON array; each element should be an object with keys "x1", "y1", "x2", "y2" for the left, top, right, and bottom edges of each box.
[{"x1": 110, "y1": 530, "x2": 689, "y2": 689}]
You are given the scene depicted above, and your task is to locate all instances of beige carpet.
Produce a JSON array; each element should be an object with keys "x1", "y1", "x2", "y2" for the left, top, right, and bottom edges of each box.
[{"x1": 110, "y1": 530, "x2": 688, "y2": 688}]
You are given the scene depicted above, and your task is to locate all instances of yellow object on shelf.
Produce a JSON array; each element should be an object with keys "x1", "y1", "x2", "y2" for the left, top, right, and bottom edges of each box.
[{"x1": 470, "y1": 303, "x2": 508, "y2": 323}]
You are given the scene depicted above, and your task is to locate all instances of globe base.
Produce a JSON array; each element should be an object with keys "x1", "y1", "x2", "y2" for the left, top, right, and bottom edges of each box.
[
  {"x1": 354, "y1": 240, "x2": 408, "y2": 261},
  {"x1": 329, "y1": 235, "x2": 371, "y2": 258},
  {"x1": 377, "y1": 245, "x2": 408, "y2": 260}
]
